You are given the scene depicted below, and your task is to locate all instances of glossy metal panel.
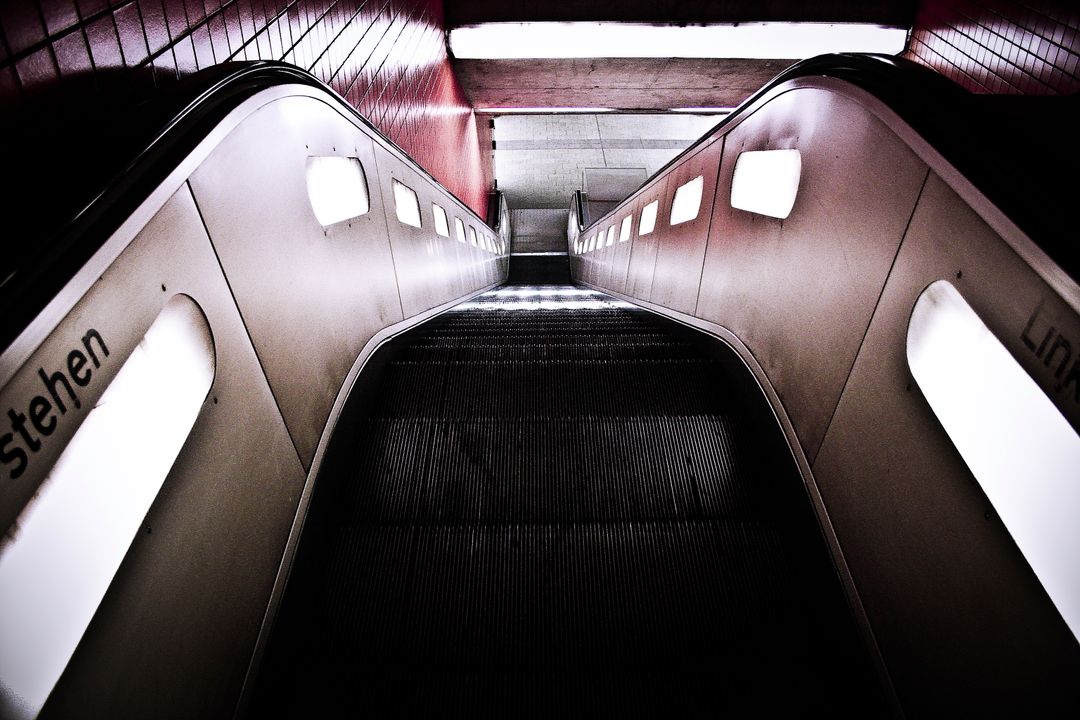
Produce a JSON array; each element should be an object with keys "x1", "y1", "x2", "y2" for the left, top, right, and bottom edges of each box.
[
  {"x1": 608, "y1": 209, "x2": 637, "y2": 295},
  {"x1": 649, "y1": 139, "x2": 723, "y2": 314},
  {"x1": 908, "y1": 280, "x2": 1080, "y2": 642},
  {"x1": 188, "y1": 96, "x2": 403, "y2": 468},
  {"x1": 695, "y1": 88, "x2": 928, "y2": 460},
  {"x1": 811, "y1": 172, "x2": 1080, "y2": 715},
  {"x1": 33, "y1": 187, "x2": 305, "y2": 720},
  {"x1": 623, "y1": 180, "x2": 669, "y2": 299},
  {"x1": 375, "y1": 147, "x2": 472, "y2": 316}
]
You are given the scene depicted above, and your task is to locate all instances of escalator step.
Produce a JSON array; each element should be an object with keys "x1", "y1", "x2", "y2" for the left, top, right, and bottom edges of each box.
[{"x1": 252, "y1": 285, "x2": 886, "y2": 717}]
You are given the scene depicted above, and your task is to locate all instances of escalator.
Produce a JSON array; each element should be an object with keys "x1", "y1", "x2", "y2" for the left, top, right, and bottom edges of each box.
[
  {"x1": 2, "y1": 53, "x2": 1077, "y2": 720},
  {"x1": 249, "y1": 270, "x2": 888, "y2": 716}
]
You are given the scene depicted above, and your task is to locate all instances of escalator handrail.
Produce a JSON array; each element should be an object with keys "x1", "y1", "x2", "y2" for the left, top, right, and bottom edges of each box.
[
  {"x1": 0, "y1": 61, "x2": 496, "y2": 357},
  {"x1": 576, "y1": 53, "x2": 1078, "y2": 282}
]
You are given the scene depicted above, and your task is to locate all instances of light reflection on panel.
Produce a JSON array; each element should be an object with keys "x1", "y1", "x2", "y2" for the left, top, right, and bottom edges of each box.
[
  {"x1": 454, "y1": 217, "x2": 467, "y2": 243},
  {"x1": 606, "y1": 227, "x2": 616, "y2": 247},
  {"x1": 457, "y1": 286, "x2": 631, "y2": 311},
  {"x1": 456, "y1": 299, "x2": 633, "y2": 311},
  {"x1": 907, "y1": 280, "x2": 1080, "y2": 641},
  {"x1": 619, "y1": 216, "x2": 632, "y2": 242},
  {"x1": 0, "y1": 295, "x2": 215, "y2": 720}
]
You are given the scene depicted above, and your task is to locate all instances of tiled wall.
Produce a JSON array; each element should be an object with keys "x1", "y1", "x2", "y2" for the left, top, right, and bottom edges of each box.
[
  {"x1": 906, "y1": 0, "x2": 1080, "y2": 94},
  {"x1": 0, "y1": 0, "x2": 491, "y2": 215}
]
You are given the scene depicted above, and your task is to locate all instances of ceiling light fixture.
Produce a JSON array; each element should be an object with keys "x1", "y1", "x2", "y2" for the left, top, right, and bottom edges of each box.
[
  {"x1": 450, "y1": 22, "x2": 908, "y2": 60},
  {"x1": 476, "y1": 107, "x2": 617, "y2": 114}
]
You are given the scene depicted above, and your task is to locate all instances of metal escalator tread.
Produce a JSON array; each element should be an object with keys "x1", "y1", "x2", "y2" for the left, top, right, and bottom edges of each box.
[{"x1": 251, "y1": 286, "x2": 887, "y2": 717}]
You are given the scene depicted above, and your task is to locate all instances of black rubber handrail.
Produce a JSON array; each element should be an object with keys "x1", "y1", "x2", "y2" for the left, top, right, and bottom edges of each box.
[
  {"x1": 0, "y1": 61, "x2": 495, "y2": 355},
  {"x1": 578, "y1": 53, "x2": 1079, "y2": 283}
]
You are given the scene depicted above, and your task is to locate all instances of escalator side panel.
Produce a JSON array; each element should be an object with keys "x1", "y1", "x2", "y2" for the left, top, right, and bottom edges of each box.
[
  {"x1": 812, "y1": 173, "x2": 1080, "y2": 715},
  {"x1": 694, "y1": 88, "x2": 929, "y2": 462},
  {"x1": 34, "y1": 187, "x2": 306, "y2": 720},
  {"x1": 189, "y1": 96, "x2": 403, "y2": 467}
]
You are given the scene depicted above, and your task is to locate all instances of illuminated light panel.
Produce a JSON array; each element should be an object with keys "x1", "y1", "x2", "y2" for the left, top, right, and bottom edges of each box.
[
  {"x1": 640, "y1": 200, "x2": 658, "y2": 235},
  {"x1": 450, "y1": 22, "x2": 908, "y2": 59},
  {"x1": 454, "y1": 217, "x2": 467, "y2": 243},
  {"x1": 476, "y1": 107, "x2": 616, "y2": 114},
  {"x1": 305, "y1": 157, "x2": 369, "y2": 226},
  {"x1": 671, "y1": 107, "x2": 734, "y2": 114},
  {"x1": 670, "y1": 175, "x2": 704, "y2": 225},
  {"x1": 619, "y1": 216, "x2": 632, "y2": 242},
  {"x1": 467, "y1": 226, "x2": 478, "y2": 247},
  {"x1": 606, "y1": 227, "x2": 616, "y2": 247},
  {"x1": 907, "y1": 280, "x2": 1080, "y2": 642},
  {"x1": 392, "y1": 180, "x2": 422, "y2": 228},
  {"x1": 730, "y1": 149, "x2": 802, "y2": 219},
  {"x1": 432, "y1": 204, "x2": 450, "y2": 237},
  {"x1": 0, "y1": 295, "x2": 215, "y2": 719}
]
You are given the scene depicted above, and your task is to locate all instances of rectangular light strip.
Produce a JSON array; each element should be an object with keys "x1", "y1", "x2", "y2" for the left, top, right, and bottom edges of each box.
[
  {"x1": 0, "y1": 295, "x2": 215, "y2": 719},
  {"x1": 731, "y1": 149, "x2": 802, "y2": 219},
  {"x1": 450, "y1": 22, "x2": 908, "y2": 60},
  {"x1": 476, "y1": 107, "x2": 617, "y2": 114},
  {"x1": 908, "y1": 280, "x2": 1080, "y2": 642},
  {"x1": 670, "y1": 107, "x2": 734, "y2": 114}
]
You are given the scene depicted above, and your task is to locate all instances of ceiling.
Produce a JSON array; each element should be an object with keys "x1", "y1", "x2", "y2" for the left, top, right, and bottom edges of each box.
[
  {"x1": 446, "y1": 1, "x2": 916, "y2": 111},
  {"x1": 493, "y1": 113, "x2": 721, "y2": 208},
  {"x1": 456, "y1": 58, "x2": 792, "y2": 111}
]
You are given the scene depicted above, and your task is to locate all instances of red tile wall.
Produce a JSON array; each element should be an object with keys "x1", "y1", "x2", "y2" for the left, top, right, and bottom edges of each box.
[
  {"x1": 0, "y1": 0, "x2": 491, "y2": 216},
  {"x1": 905, "y1": 0, "x2": 1080, "y2": 94}
]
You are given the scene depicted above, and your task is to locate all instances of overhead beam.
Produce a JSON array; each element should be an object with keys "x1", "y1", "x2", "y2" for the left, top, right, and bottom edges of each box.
[{"x1": 454, "y1": 58, "x2": 791, "y2": 111}]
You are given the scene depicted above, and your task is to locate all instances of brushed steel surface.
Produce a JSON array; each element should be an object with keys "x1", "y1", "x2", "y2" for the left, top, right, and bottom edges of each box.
[
  {"x1": 649, "y1": 139, "x2": 723, "y2": 314},
  {"x1": 694, "y1": 88, "x2": 928, "y2": 461},
  {"x1": 189, "y1": 96, "x2": 404, "y2": 468},
  {"x1": 623, "y1": 179, "x2": 669, "y2": 300},
  {"x1": 811, "y1": 172, "x2": 1080, "y2": 715},
  {"x1": 38, "y1": 187, "x2": 305, "y2": 720}
]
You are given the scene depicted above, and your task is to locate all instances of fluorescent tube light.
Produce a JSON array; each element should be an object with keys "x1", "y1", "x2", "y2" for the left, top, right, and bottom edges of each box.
[
  {"x1": 670, "y1": 107, "x2": 734, "y2": 114},
  {"x1": 730, "y1": 149, "x2": 801, "y2": 219},
  {"x1": 450, "y1": 22, "x2": 908, "y2": 60},
  {"x1": 477, "y1": 107, "x2": 616, "y2": 114},
  {"x1": 908, "y1": 280, "x2": 1080, "y2": 642}
]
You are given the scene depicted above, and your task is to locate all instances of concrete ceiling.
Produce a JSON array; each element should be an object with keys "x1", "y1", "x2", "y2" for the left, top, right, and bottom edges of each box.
[
  {"x1": 446, "y1": 1, "x2": 916, "y2": 112},
  {"x1": 493, "y1": 113, "x2": 720, "y2": 209},
  {"x1": 455, "y1": 57, "x2": 793, "y2": 111}
]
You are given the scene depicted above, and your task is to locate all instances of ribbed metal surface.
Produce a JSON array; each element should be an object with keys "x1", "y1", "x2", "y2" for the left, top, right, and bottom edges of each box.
[{"x1": 252, "y1": 286, "x2": 885, "y2": 716}]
